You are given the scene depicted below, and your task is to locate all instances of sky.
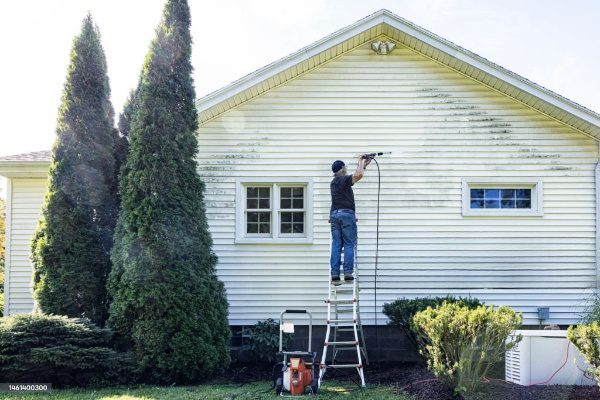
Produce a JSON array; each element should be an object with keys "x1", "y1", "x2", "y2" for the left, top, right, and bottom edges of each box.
[{"x1": 0, "y1": 0, "x2": 599, "y2": 198}]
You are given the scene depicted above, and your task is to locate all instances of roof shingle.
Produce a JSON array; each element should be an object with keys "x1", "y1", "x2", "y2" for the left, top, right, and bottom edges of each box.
[{"x1": 0, "y1": 150, "x2": 51, "y2": 162}]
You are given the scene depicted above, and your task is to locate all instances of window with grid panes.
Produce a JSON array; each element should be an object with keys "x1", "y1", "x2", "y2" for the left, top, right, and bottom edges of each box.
[
  {"x1": 461, "y1": 178, "x2": 543, "y2": 217},
  {"x1": 279, "y1": 187, "x2": 305, "y2": 234},
  {"x1": 245, "y1": 187, "x2": 271, "y2": 235},
  {"x1": 470, "y1": 188, "x2": 532, "y2": 209},
  {"x1": 242, "y1": 184, "x2": 307, "y2": 238}
]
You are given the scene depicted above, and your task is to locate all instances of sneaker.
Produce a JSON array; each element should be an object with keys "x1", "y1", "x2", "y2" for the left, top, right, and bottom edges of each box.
[
  {"x1": 331, "y1": 276, "x2": 342, "y2": 286},
  {"x1": 344, "y1": 274, "x2": 354, "y2": 283}
]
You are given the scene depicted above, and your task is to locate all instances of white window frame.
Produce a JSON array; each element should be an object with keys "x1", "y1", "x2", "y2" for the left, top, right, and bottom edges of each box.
[
  {"x1": 244, "y1": 185, "x2": 272, "y2": 237},
  {"x1": 235, "y1": 178, "x2": 313, "y2": 244},
  {"x1": 461, "y1": 178, "x2": 543, "y2": 217}
]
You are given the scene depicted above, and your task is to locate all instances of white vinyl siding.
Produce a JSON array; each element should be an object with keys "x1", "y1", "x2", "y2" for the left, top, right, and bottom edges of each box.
[
  {"x1": 197, "y1": 40, "x2": 598, "y2": 326},
  {"x1": 5, "y1": 178, "x2": 45, "y2": 315}
]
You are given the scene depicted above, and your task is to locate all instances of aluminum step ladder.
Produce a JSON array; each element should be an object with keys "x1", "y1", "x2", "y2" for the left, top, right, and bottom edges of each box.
[{"x1": 319, "y1": 242, "x2": 368, "y2": 387}]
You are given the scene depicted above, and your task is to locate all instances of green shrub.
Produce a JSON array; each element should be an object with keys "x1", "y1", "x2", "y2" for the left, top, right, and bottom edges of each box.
[
  {"x1": 382, "y1": 295, "x2": 483, "y2": 352},
  {"x1": 580, "y1": 291, "x2": 600, "y2": 324},
  {"x1": 245, "y1": 319, "x2": 293, "y2": 363},
  {"x1": 0, "y1": 314, "x2": 136, "y2": 387},
  {"x1": 567, "y1": 323, "x2": 600, "y2": 386},
  {"x1": 412, "y1": 302, "x2": 522, "y2": 396}
]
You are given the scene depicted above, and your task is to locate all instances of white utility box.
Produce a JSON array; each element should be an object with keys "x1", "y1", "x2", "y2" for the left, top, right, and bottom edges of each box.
[{"x1": 505, "y1": 330, "x2": 595, "y2": 386}]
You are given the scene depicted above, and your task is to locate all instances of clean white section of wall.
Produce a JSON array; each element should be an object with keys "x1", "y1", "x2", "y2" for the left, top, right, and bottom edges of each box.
[{"x1": 7, "y1": 179, "x2": 45, "y2": 315}]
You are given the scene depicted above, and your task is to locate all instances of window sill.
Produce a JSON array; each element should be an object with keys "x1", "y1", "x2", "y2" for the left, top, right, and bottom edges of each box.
[
  {"x1": 462, "y1": 209, "x2": 543, "y2": 217},
  {"x1": 234, "y1": 237, "x2": 313, "y2": 244}
]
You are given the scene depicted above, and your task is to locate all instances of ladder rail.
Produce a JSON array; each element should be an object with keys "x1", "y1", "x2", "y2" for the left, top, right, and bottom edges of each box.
[{"x1": 320, "y1": 239, "x2": 367, "y2": 387}]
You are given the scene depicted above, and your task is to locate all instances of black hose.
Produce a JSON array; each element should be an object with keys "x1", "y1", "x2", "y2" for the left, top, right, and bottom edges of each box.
[{"x1": 372, "y1": 158, "x2": 381, "y2": 349}]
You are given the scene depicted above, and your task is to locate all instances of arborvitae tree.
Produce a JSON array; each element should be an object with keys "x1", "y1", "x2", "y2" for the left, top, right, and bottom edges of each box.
[
  {"x1": 107, "y1": 0, "x2": 230, "y2": 383},
  {"x1": 115, "y1": 89, "x2": 137, "y2": 173},
  {"x1": 31, "y1": 15, "x2": 119, "y2": 326}
]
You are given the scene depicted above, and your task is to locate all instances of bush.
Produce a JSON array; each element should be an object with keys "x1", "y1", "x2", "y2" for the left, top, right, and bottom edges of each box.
[
  {"x1": 412, "y1": 302, "x2": 522, "y2": 396},
  {"x1": 580, "y1": 291, "x2": 600, "y2": 324},
  {"x1": 244, "y1": 319, "x2": 293, "y2": 363},
  {"x1": 567, "y1": 323, "x2": 600, "y2": 386},
  {"x1": 0, "y1": 314, "x2": 136, "y2": 387},
  {"x1": 382, "y1": 295, "x2": 483, "y2": 352}
]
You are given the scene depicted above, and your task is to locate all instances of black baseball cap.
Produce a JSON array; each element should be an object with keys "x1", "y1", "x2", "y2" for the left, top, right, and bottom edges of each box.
[{"x1": 331, "y1": 160, "x2": 345, "y2": 173}]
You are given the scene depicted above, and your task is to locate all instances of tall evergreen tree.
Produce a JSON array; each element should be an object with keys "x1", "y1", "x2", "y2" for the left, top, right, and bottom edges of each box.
[
  {"x1": 108, "y1": 0, "x2": 230, "y2": 383},
  {"x1": 115, "y1": 89, "x2": 137, "y2": 173},
  {"x1": 31, "y1": 15, "x2": 119, "y2": 326}
]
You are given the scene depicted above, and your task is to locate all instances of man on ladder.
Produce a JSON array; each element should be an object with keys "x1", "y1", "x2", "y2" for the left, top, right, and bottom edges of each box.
[
  {"x1": 329, "y1": 156, "x2": 371, "y2": 285},
  {"x1": 321, "y1": 156, "x2": 371, "y2": 388}
]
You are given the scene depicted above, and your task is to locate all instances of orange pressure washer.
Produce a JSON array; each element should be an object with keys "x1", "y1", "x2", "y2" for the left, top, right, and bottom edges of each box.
[{"x1": 274, "y1": 310, "x2": 319, "y2": 396}]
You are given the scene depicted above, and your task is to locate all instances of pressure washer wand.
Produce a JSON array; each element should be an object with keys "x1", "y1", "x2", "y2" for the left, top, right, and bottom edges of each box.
[{"x1": 361, "y1": 152, "x2": 391, "y2": 159}]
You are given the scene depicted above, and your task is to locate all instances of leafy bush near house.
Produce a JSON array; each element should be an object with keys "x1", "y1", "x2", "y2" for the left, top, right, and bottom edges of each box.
[
  {"x1": 0, "y1": 314, "x2": 136, "y2": 387},
  {"x1": 567, "y1": 323, "x2": 600, "y2": 386},
  {"x1": 245, "y1": 319, "x2": 294, "y2": 363},
  {"x1": 382, "y1": 295, "x2": 483, "y2": 351},
  {"x1": 412, "y1": 302, "x2": 522, "y2": 396}
]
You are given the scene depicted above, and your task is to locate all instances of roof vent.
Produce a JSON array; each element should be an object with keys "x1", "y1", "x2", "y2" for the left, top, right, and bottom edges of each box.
[{"x1": 371, "y1": 40, "x2": 396, "y2": 55}]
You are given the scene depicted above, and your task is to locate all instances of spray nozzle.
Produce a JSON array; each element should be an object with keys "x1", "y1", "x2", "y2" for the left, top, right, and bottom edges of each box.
[{"x1": 361, "y1": 152, "x2": 391, "y2": 159}]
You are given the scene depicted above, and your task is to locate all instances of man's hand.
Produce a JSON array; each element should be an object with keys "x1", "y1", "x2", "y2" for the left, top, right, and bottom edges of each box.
[
  {"x1": 353, "y1": 156, "x2": 368, "y2": 184},
  {"x1": 363, "y1": 157, "x2": 372, "y2": 168}
]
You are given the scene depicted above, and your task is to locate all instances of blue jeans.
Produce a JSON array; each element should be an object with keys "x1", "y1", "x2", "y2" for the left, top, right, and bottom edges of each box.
[{"x1": 330, "y1": 210, "x2": 357, "y2": 276}]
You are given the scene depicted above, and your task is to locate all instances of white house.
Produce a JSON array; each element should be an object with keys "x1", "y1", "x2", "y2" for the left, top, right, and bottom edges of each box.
[{"x1": 2, "y1": 10, "x2": 600, "y2": 327}]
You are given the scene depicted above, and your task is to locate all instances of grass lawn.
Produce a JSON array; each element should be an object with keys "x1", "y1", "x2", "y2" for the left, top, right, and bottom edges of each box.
[{"x1": 0, "y1": 381, "x2": 411, "y2": 400}]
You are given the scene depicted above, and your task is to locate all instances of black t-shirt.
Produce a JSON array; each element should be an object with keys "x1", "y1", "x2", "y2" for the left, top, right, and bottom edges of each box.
[{"x1": 330, "y1": 174, "x2": 355, "y2": 212}]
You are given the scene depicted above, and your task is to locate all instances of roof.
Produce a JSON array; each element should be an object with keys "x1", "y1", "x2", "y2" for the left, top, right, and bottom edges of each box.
[
  {"x1": 196, "y1": 9, "x2": 600, "y2": 141},
  {"x1": 0, "y1": 150, "x2": 51, "y2": 163},
  {"x1": 0, "y1": 151, "x2": 51, "y2": 178}
]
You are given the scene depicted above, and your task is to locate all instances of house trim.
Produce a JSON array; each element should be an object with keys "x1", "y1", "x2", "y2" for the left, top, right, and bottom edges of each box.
[{"x1": 0, "y1": 162, "x2": 50, "y2": 178}]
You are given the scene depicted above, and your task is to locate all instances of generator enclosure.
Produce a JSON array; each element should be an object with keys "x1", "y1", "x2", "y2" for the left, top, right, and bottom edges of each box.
[{"x1": 505, "y1": 330, "x2": 595, "y2": 386}]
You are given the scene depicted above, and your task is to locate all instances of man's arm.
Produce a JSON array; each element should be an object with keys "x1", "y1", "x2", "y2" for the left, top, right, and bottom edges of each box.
[{"x1": 352, "y1": 156, "x2": 371, "y2": 184}]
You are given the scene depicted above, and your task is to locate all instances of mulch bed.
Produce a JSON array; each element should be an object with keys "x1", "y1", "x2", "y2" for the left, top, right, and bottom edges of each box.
[
  {"x1": 366, "y1": 363, "x2": 600, "y2": 400},
  {"x1": 223, "y1": 362, "x2": 600, "y2": 400}
]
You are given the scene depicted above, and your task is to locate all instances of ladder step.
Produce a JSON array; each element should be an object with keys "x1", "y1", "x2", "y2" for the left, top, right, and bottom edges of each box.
[
  {"x1": 326, "y1": 340, "x2": 358, "y2": 346},
  {"x1": 336, "y1": 327, "x2": 356, "y2": 332},
  {"x1": 333, "y1": 308, "x2": 353, "y2": 314},
  {"x1": 333, "y1": 288, "x2": 355, "y2": 293},
  {"x1": 322, "y1": 364, "x2": 362, "y2": 369},
  {"x1": 326, "y1": 299, "x2": 356, "y2": 304},
  {"x1": 332, "y1": 346, "x2": 358, "y2": 351},
  {"x1": 328, "y1": 319, "x2": 355, "y2": 324}
]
